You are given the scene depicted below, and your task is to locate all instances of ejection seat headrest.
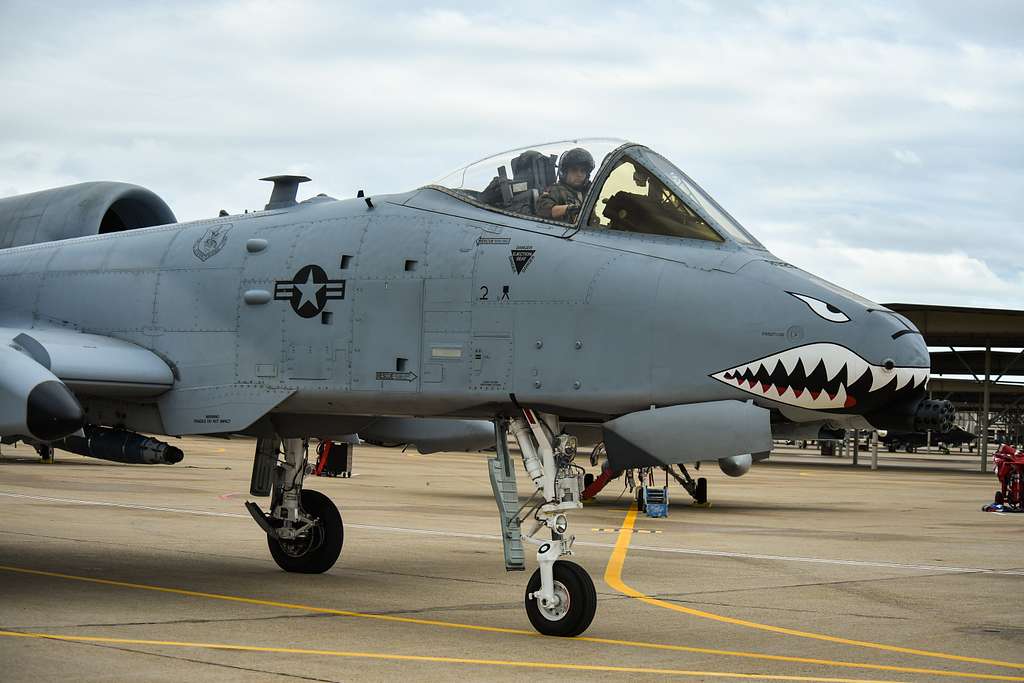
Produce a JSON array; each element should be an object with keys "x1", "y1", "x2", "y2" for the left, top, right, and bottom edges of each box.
[{"x1": 511, "y1": 151, "x2": 557, "y2": 190}]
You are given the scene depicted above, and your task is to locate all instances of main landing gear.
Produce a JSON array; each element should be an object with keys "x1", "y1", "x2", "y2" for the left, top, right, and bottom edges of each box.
[
  {"x1": 244, "y1": 421, "x2": 596, "y2": 636},
  {"x1": 489, "y1": 410, "x2": 597, "y2": 636},
  {"x1": 245, "y1": 436, "x2": 344, "y2": 574},
  {"x1": 664, "y1": 463, "x2": 708, "y2": 505}
]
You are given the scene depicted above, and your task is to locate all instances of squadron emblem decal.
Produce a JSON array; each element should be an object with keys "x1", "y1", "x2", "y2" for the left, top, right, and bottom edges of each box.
[
  {"x1": 193, "y1": 223, "x2": 232, "y2": 261},
  {"x1": 509, "y1": 246, "x2": 535, "y2": 274},
  {"x1": 274, "y1": 264, "x2": 346, "y2": 318}
]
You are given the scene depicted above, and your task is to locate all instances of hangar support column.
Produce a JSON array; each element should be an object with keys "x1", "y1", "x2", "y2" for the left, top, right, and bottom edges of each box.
[{"x1": 980, "y1": 342, "x2": 991, "y2": 473}]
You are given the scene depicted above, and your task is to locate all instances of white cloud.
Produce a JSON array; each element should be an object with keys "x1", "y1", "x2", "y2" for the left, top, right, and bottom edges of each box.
[
  {"x1": 0, "y1": 0, "x2": 1021, "y2": 309},
  {"x1": 891, "y1": 149, "x2": 922, "y2": 166},
  {"x1": 772, "y1": 239, "x2": 1024, "y2": 308}
]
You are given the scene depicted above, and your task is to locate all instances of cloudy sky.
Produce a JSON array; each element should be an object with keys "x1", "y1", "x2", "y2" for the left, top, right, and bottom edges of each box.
[{"x1": 2, "y1": 1, "x2": 1022, "y2": 309}]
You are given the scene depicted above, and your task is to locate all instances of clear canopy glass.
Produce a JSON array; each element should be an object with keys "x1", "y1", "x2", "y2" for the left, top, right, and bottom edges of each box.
[
  {"x1": 432, "y1": 138, "x2": 624, "y2": 216},
  {"x1": 430, "y1": 138, "x2": 760, "y2": 247}
]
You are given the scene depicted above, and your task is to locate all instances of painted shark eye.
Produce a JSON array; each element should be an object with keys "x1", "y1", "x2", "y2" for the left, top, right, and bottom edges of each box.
[{"x1": 788, "y1": 292, "x2": 850, "y2": 323}]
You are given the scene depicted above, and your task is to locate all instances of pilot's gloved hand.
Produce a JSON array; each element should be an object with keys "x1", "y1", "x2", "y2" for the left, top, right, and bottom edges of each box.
[{"x1": 564, "y1": 203, "x2": 581, "y2": 222}]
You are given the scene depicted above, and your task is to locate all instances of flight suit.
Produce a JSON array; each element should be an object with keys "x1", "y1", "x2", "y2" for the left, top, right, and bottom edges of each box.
[{"x1": 536, "y1": 182, "x2": 590, "y2": 221}]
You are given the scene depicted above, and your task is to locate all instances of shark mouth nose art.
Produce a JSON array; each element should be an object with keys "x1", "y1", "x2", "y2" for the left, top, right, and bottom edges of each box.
[{"x1": 710, "y1": 343, "x2": 929, "y2": 411}]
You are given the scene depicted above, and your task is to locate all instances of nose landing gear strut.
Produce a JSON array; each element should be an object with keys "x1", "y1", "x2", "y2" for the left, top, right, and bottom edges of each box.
[{"x1": 490, "y1": 409, "x2": 597, "y2": 637}]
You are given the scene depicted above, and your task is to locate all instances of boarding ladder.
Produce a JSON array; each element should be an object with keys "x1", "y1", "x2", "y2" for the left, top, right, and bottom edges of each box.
[{"x1": 488, "y1": 421, "x2": 525, "y2": 571}]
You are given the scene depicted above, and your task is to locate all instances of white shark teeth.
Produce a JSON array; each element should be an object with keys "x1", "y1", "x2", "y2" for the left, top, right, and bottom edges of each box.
[
  {"x1": 822, "y1": 351, "x2": 845, "y2": 382},
  {"x1": 833, "y1": 383, "x2": 847, "y2": 407},
  {"x1": 868, "y1": 365, "x2": 894, "y2": 392},
  {"x1": 844, "y1": 355, "x2": 868, "y2": 385},
  {"x1": 894, "y1": 367, "x2": 916, "y2": 391},
  {"x1": 713, "y1": 343, "x2": 931, "y2": 412},
  {"x1": 798, "y1": 345, "x2": 825, "y2": 374},
  {"x1": 778, "y1": 348, "x2": 801, "y2": 375}
]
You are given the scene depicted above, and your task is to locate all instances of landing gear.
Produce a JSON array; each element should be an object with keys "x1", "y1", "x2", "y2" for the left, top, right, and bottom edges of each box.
[
  {"x1": 664, "y1": 464, "x2": 708, "y2": 505},
  {"x1": 524, "y1": 559, "x2": 597, "y2": 636},
  {"x1": 267, "y1": 488, "x2": 344, "y2": 573},
  {"x1": 245, "y1": 437, "x2": 344, "y2": 574},
  {"x1": 34, "y1": 443, "x2": 54, "y2": 463},
  {"x1": 490, "y1": 409, "x2": 597, "y2": 636}
]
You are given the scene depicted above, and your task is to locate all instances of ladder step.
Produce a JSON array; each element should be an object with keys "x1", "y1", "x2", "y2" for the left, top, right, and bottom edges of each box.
[{"x1": 488, "y1": 456, "x2": 525, "y2": 571}]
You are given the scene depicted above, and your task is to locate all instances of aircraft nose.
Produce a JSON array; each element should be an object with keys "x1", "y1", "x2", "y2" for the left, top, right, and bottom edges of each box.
[
  {"x1": 864, "y1": 309, "x2": 929, "y2": 368},
  {"x1": 856, "y1": 310, "x2": 955, "y2": 432}
]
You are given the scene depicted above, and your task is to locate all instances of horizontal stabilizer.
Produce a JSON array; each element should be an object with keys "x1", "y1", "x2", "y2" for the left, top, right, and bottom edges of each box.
[{"x1": 603, "y1": 401, "x2": 772, "y2": 470}]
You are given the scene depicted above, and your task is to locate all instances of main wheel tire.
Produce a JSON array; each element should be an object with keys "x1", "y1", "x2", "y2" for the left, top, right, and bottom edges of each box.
[
  {"x1": 524, "y1": 560, "x2": 597, "y2": 637},
  {"x1": 694, "y1": 477, "x2": 708, "y2": 504},
  {"x1": 268, "y1": 489, "x2": 343, "y2": 574}
]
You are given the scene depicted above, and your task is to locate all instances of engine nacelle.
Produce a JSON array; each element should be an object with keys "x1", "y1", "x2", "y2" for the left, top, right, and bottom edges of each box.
[
  {"x1": 718, "y1": 453, "x2": 752, "y2": 477},
  {"x1": 0, "y1": 181, "x2": 175, "y2": 248},
  {"x1": 0, "y1": 344, "x2": 83, "y2": 441}
]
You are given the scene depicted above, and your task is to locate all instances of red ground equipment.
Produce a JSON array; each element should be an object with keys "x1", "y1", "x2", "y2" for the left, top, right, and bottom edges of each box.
[
  {"x1": 992, "y1": 444, "x2": 1024, "y2": 510},
  {"x1": 313, "y1": 440, "x2": 352, "y2": 478}
]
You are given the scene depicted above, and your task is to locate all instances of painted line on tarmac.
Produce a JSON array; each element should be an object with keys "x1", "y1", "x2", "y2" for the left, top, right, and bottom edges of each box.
[
  {"x1": 0, "y1": 564, "x2": 1020, "y2": 681},
  {"x1": 3, "y1": 491, "x2": 1022, "y2": 577},
  {"x1": 604, "y1": 504, "x2": 1024, "y2": 672},
  {"x1": 0, "y1": 630, "x2": 916, "y2": 683}
]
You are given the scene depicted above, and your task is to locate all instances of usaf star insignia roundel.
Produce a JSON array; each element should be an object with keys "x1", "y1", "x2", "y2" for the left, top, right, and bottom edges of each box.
[
  {"x1": 193, "y1": 223, "x2": 232, "y2": 261},
  {"x1": 274, "y1": 264, "x2": 346, "y2": 318}
]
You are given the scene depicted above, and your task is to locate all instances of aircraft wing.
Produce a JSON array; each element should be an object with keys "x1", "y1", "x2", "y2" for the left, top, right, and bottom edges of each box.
[
  {"x1": 0, "y1": 326, "x2": 173, "y2": 441},
  {"x1": 1, "y1": 326, "x2": 174, "y2": 398}
]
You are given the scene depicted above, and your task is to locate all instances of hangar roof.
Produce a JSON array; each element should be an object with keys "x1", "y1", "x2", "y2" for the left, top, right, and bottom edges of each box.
[
  {"x1": 927, "y1": 377, "x2": 1024, "y2": 412},
  {"x1": 884, "y1": 303, "x2": 1024, "y2": 347},
  {"x1": 929, "y1": 350, "x2": 1024, "y2": 377},
  {"x1": 927, "y1": 377, "x2": 1023, "y2": 395}
]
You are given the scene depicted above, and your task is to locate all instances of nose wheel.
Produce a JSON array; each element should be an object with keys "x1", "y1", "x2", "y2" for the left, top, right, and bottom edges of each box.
[{"x1": 525, "y1": 560, "x2": 597, "y2": 637}]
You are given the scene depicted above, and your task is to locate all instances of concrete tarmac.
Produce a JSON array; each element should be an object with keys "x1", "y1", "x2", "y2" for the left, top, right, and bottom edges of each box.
[{"x1": 0, "y1": 437, "x2": 1021, "y2": 682}]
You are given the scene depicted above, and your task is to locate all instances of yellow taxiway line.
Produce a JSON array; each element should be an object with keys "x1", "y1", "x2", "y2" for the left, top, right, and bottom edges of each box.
[
  {"x1": 0, "y1": 630, "x2": 956, "y2": 682},
  {"x1": 1, "y1": 564, "x2": 1021, "y2": 681},
  {"x1": 604, "y1": 504, "x2": 1024, "y2": 671}
]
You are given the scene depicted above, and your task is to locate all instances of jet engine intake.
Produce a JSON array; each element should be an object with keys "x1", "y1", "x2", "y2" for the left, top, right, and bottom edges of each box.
[
  {"x1": 53, "y1": 426, "x2": 184, "y2": 465},
  {"x1": 0, "y1": 182, "x2": 175, "y2": 248}
]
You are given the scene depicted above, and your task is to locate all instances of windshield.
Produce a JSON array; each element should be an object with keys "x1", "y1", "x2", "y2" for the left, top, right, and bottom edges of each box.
[
  {"x1": 587, "y1": 156, "x2": 725, "y2": 242},
  {"x1": 633, "y1": 148, "x2": 759, "y2": 246},
  {"x1": 432, "y1": 138, "x2": 625, "y2": 222}
]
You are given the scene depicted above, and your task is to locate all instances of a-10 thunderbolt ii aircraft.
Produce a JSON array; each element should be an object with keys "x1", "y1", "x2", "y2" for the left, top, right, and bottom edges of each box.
[{"x1": 0, "y1": 138, "x2": 954, "y2": 637}]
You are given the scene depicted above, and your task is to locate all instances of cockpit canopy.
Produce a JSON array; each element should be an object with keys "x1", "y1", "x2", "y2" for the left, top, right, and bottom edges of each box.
[{"x1": 432, "y1": 138, "x2": 759, "y2": 247}]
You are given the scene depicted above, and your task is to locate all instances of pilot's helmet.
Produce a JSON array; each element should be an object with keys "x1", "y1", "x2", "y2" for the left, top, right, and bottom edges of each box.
[{"x1": 559, "y1": 147, "x2": 595, "y2": 185}]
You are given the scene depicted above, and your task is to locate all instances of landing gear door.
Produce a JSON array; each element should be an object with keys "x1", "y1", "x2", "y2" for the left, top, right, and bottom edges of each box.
[{"x1": 351, "y1": 280, "x2": 423, "y2": 392}]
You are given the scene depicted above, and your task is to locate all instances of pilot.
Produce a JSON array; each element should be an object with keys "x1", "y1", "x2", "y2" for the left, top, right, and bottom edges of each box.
[{"x1": 536, "y1": 147, "x2": 595, "y2": 222}]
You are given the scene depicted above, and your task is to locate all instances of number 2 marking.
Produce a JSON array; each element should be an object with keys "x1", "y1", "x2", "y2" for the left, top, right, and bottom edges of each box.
[{"x1": 479, "y1": 286, "x2": 489, "y2": 300}]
